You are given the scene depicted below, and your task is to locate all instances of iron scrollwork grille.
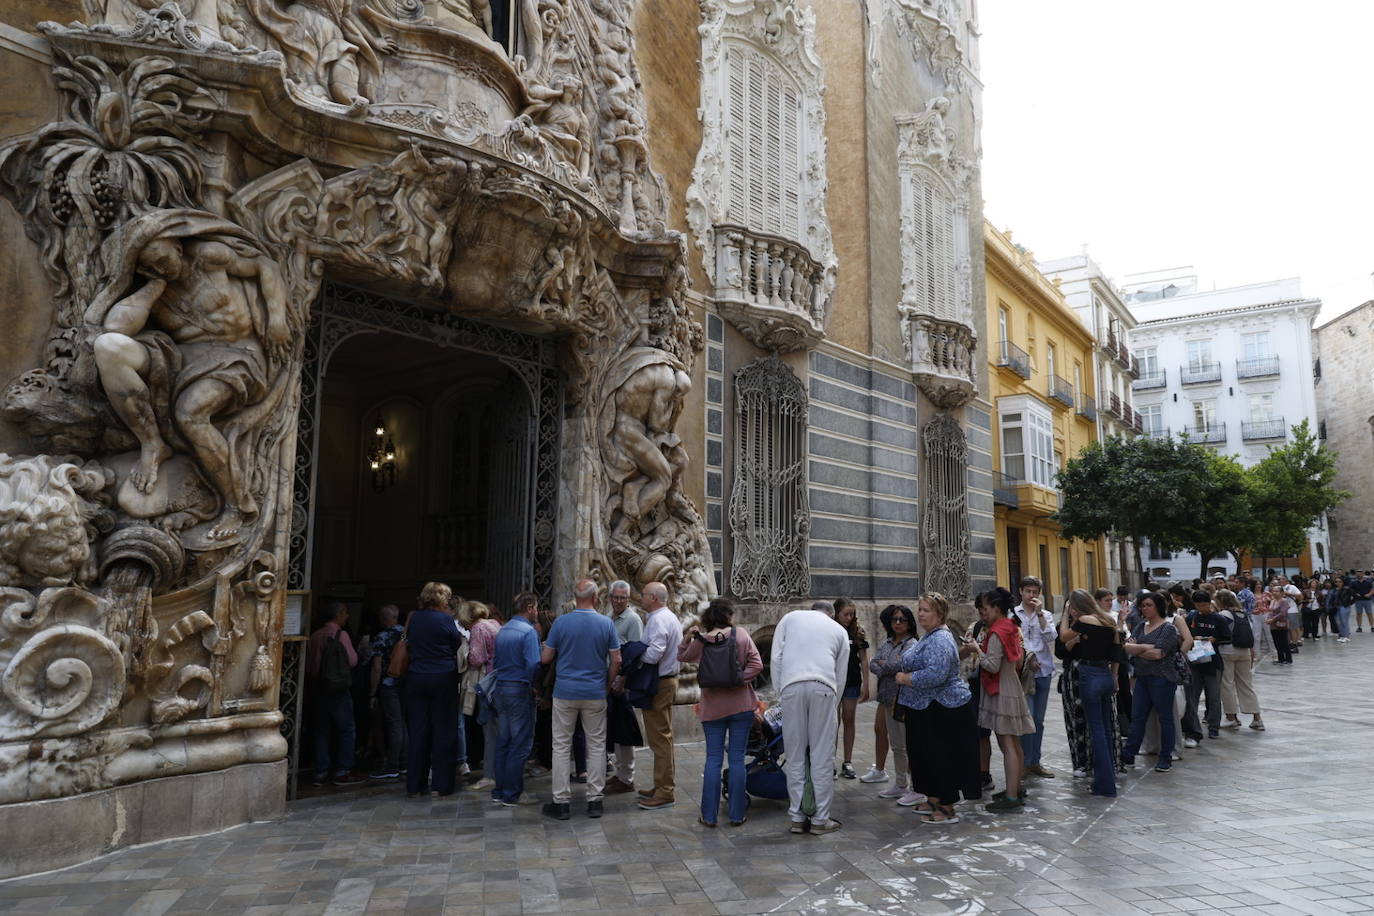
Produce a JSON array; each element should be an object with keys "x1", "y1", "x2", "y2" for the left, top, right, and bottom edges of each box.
[
  {"x1": 922, "y1": 411, "x2": 970, "y2": 599},
  {"x1": 728, "y1": 355, "x2": 810, "y2": 600}
]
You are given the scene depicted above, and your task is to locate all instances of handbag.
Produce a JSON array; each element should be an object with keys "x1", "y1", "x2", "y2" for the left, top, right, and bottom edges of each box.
[
  {"x1": 386, "y1": 620, "x2": 410, "y2": 679},
  {"x1": 1017, "y1": 649, "x2": 1039, "y2": 697}
]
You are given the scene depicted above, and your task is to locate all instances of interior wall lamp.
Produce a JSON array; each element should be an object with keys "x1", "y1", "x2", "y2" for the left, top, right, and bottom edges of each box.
[{"x1": 368, "y1": 418, "x2": 397, "y2": 491}]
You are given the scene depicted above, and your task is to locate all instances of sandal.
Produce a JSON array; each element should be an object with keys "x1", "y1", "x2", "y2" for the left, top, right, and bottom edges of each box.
[
  {"x1": 910, "y1": 802, "x2": 937, "y2": 815},
  {"x1": 697, "y1": 816, "x2": 717, "y2": 828},
  {"x1": 920, "y1": 806, "x2": 961, "y2": 824}
]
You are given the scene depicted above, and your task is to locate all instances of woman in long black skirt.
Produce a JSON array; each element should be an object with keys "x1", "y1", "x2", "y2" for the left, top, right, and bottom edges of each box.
[{"x1": 894, "y1": 592, "x2": 982, "y2": 824}]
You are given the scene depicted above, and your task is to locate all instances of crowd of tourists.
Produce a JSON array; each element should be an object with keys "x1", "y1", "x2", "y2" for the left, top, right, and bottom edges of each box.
[{"x1": 302, "y1": 569, "x2": 1372, "y2": 832}]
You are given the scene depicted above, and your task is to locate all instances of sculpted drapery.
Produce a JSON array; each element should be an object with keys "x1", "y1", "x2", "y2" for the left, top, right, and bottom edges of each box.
[{"x1": 0, "y1": 0, "x2": 714, "y2": 808}]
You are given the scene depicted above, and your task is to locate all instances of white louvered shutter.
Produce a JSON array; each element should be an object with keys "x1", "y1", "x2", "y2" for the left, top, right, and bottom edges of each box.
[{"x1": 721, "y1": 44, "x2": 805, "y2": 240}]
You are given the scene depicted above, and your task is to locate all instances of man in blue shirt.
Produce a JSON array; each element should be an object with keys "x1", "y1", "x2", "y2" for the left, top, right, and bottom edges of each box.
[
  {"x1": 540, "y1": 578, "x2": 621, "y2": 819},
  {"x1": 1354, "y1": 571, "x2": 1374, "y2": 633},
  {"x1": 490, "y1": 592, "x2": 543, "y2": 807}
]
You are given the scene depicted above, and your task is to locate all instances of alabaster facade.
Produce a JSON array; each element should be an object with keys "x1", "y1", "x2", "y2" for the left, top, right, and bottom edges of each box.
[{"x1": 0, "y1": 0, "x2": 986, "y2": 875}]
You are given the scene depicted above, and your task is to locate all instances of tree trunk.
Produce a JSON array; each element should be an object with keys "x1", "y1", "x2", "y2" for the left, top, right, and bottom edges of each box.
[
  {"x1": 1199, "y1": 552, "x2": 1212, "y2": 580},
  {"x1": 1133, "y1": 536, "x2": 1145, "y2": 589}
]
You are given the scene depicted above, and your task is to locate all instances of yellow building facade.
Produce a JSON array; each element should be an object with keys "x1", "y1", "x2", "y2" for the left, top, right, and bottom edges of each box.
[{"x1": 984, "y1": 224, "x2": 1108, "y2": 604}]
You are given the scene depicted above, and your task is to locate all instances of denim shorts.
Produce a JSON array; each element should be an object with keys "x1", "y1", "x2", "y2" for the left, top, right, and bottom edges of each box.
[{"x1": 842, "y1": 684, "x2": 861, "y2": 700}]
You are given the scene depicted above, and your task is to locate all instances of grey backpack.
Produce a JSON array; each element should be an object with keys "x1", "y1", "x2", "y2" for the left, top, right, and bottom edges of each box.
[{"x1": 695, "y1": 627, "x2": 743, "y2": 688}]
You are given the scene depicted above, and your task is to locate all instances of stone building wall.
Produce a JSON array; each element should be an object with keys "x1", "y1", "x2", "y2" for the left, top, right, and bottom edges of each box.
[{"x1": 1316, "y1": 301, "x2": 1374, "y2": 570}]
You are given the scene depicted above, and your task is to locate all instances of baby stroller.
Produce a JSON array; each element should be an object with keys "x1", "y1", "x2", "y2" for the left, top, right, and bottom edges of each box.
[{"x1": 722, "y1": 703, "x2": 789, "y2": 802}]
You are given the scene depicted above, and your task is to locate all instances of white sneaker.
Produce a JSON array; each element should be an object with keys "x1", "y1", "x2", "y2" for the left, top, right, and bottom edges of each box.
[
  {"x1": 897, "y1": 790, "x2": 927, "y2": 806},
  {"x1": 471, "y1": 777, "x2": 495, "y2": 790},
  {"x1": 878, "y1": 784, "x2": 906, "y2": 798},
  {"x1": 1183, "y1": 738, "x2": 1199, "y2": 749},
  {"x1": 1071, "y1": 769, "x2": 1087, "y2": 779},
  {"x1": 859, "y1": 766, "x2": 889, "y2": 784},
  {"x1": 459, "y1": 763, "x2": 471, "y2": 777}
]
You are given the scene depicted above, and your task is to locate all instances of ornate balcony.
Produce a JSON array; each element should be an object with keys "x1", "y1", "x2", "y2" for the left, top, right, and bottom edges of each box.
[
  {"x1": 1183, "y1": 422, "x2": 1227, "y2": 444},
  {"x1": 1133, "y1": 370, "x2": 1166, "y2": 390},
  {"x1": 997, "y1": 340, "x2": 1032, "y2": 379},
  {"x1": 1242, "y1": 418, "x2": 1286, "y2": 441},
  {"x1": 1049, "y1": 374, "x2": 1075, "y2": 408},
  {"x1": 713, "y1": 224, "x2": 826, "y2": 350},
  {"x1": 905, "y1": 315, "x2": 978, "y2": 408},
  {"x1": 1076, "y1": 394, "x2": 1097, "y2": 421},
  {"x1": 1237, "y1": 356, "x2": 1280, "y2": 379},
  {"x1": 1180, "y1": 362, "x2": 1222, "y2": 385}
]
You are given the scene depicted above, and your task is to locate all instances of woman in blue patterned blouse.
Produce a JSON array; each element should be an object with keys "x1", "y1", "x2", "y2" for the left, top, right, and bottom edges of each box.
[{"x1": 894, "y1": 593, "x2": 982, "y2": 824}]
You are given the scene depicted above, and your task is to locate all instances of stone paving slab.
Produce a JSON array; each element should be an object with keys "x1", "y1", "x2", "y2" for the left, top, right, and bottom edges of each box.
[{"x1": 4, "y1": 635, "x2": 1374, "y2": 914}]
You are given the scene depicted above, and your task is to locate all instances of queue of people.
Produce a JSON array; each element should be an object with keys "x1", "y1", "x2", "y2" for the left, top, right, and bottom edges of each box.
[{"x1": 306, "y1": 568, "x2": 1356, "y2": 834}]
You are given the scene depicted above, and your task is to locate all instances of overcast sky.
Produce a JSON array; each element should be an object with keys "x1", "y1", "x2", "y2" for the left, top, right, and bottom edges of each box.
[{"x1": 978, "y1": 1, "x2": 1374, "y2": 325}]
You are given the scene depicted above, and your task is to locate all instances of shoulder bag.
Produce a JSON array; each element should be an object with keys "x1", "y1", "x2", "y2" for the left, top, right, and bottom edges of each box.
[{"x1": 386, "y1": 619, "x2": 411, "y2": 679}]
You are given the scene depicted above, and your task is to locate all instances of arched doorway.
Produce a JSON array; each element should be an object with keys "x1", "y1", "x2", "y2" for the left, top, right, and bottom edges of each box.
[{"x1": 280, "y1": 284, "x2": 562, "y2": 793}]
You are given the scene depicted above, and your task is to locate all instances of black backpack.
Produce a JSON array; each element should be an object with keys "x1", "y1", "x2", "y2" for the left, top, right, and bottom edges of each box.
[
  {"x1": 319, "y1": 630, "x2": 353, "y2": 693},
  {"x1": 695, "y1": 627, "x2": 743, "y2": 688},
  {"x1": 1227, "y1": 608, "x2": 1255, "y2": 650}
]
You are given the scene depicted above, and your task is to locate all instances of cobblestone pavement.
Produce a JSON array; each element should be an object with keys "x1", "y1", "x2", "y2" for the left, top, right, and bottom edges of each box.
[{"x1": 4, "y1": 634, "x2": 1374, "y2": 915}]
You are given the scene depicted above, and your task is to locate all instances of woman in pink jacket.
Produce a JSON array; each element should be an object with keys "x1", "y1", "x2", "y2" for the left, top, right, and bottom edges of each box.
[{"x1": 679, "y1": 597, "x2": 763, "y2": 828}]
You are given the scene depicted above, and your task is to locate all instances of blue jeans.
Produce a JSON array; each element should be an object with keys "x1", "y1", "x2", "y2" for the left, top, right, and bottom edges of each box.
[
  {"x1": 701, "y1": 709, "x2": 753, "y2": 824},
  {"x1": 1123, "y1": 675, "x2": 1176, "y2": 766},
  {"x1": 1020, "y1": 674, "x2": 1052, "y2": 765},
  {"x1": 1339, "y1": 605, "x2": 1355, "y2": 637},
  {"x1": 313, "y1": 689, "x2": 356, "y2": 778},
  {"x1": 1078, "y1": 665, "x2": 1117, "y2": 797},
  {"x1": 492, "y1": 683, "x2": 536, "y2": 802}
]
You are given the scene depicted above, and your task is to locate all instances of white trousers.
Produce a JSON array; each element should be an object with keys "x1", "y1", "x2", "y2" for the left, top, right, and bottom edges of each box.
[{"x1": 781, "y1": 681, "x2": 839, "y2": 823}]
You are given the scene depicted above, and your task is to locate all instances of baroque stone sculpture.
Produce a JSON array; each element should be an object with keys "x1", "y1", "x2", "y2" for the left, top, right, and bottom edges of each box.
[{"x1": 0, "y1": 0, "x2": 716, "y2": 839}]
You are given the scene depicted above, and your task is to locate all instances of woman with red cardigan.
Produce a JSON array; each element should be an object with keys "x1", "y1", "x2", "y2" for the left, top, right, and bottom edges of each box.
[{"x1": 972, "y1": 587, "x2": 1035, "y2": 812}]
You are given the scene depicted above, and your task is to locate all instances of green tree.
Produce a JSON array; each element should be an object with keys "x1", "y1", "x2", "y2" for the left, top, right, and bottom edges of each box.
[
  {"x1": 1245, "y1": 419, "x2": 1349, "y2": 572},
  {"x1": 1055, "y1": 434, "x2": 1229, "y2": 586}
]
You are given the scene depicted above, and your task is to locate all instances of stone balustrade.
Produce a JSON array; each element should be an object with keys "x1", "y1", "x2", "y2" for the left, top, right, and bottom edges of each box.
[
  {"x1": 906, "y1": 314, "x2": 978, "y2": 408},
  {"x1": 713, "y1": 224, "x2": 826, "y2": 350}
]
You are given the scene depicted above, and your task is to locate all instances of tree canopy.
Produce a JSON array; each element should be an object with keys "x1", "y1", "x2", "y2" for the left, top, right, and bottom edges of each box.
[{"x1": 1053, "y1": 420, "x2": 1348, "y2": 579}]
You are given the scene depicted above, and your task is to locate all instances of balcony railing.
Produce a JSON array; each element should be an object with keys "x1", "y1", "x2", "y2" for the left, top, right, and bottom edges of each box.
[
  {"x1": 1049, "y1": 374, "x2": 1075, "y2": 407},
  {"x1": 1144, "y1": 425, "x2": 1170, "y2": 439},
  {"x1": 1236, "y1": 356, "x2": 1280, "y2": 379},
  {"x1": 1128, "y1": 354, "x2": 1141, "y2": 377},
  {"x1": 1076, "y1": 394, "x2": 1097, "y2": 421},
  {"x1": 1182, "y1": 422, "x2": 1227, "y2": 443},
  {"x1": 1133, "y1": 370, "x2": 1165, "y2": 390},
  {"x1": 1242, "y1": 418, "x2": 1286, "y2": 440},
  {"x1": 992, "y1": 471, "x2": 1019, "y2": 508},
  {"x1": 997, "y1": 340, "x2": 1032, "y2": 379},
  {"x1": 713, "y1": 224, "x2": 825, "y2": 350},
  {"x1": 1132, "y1": 411, "x2": 1144, "y2": 433},
  {"x1": 908, "y1": 315, "x2": 978, "y2": 409},
  {"x1": 1102, "y1": 391, "x2": 1123, "y2": 418},
  {"x1": 1121, "y1": 404, "x2": 1135, "y2": 428},
  {"x1": 1180, "y1": 362, "x2": 1222, "y2": 385}
]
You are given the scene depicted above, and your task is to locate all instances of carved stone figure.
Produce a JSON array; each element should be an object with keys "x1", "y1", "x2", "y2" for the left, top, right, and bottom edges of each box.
[
  {"x1": 524, "y1": 78, "x2": 593, "y2": 178},
  {"x1": 903, "y1": 95, "x2": 954, "y2": 167},
  {"x1": 83, "y1": 209, "x2": 294, "y2": 546},
  {"x1": 244, "y1": 0, "x2": 397, "y2": 114},
  {"x1": 0, "y1": 455, "x2": 111, "y2": 588}
]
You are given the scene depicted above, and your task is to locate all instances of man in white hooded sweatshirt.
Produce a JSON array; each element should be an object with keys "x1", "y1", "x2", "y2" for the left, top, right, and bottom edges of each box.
[{"x1": 770, "y1": 600, "x2": 849, "y2": 834}]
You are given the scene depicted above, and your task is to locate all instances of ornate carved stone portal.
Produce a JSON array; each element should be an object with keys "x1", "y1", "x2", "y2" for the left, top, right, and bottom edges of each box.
[{"x1": 0, "y1": 0, "x2": 714, "y2": 839}]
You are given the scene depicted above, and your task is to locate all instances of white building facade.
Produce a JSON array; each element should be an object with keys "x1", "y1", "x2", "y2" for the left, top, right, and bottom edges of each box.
[
  {"x1": 1040, "y1": 252, "x2": 1142, "y2": 587},
  {"x1": 1125, "y1": 276, "x2": 1328, "y2": 579}
]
